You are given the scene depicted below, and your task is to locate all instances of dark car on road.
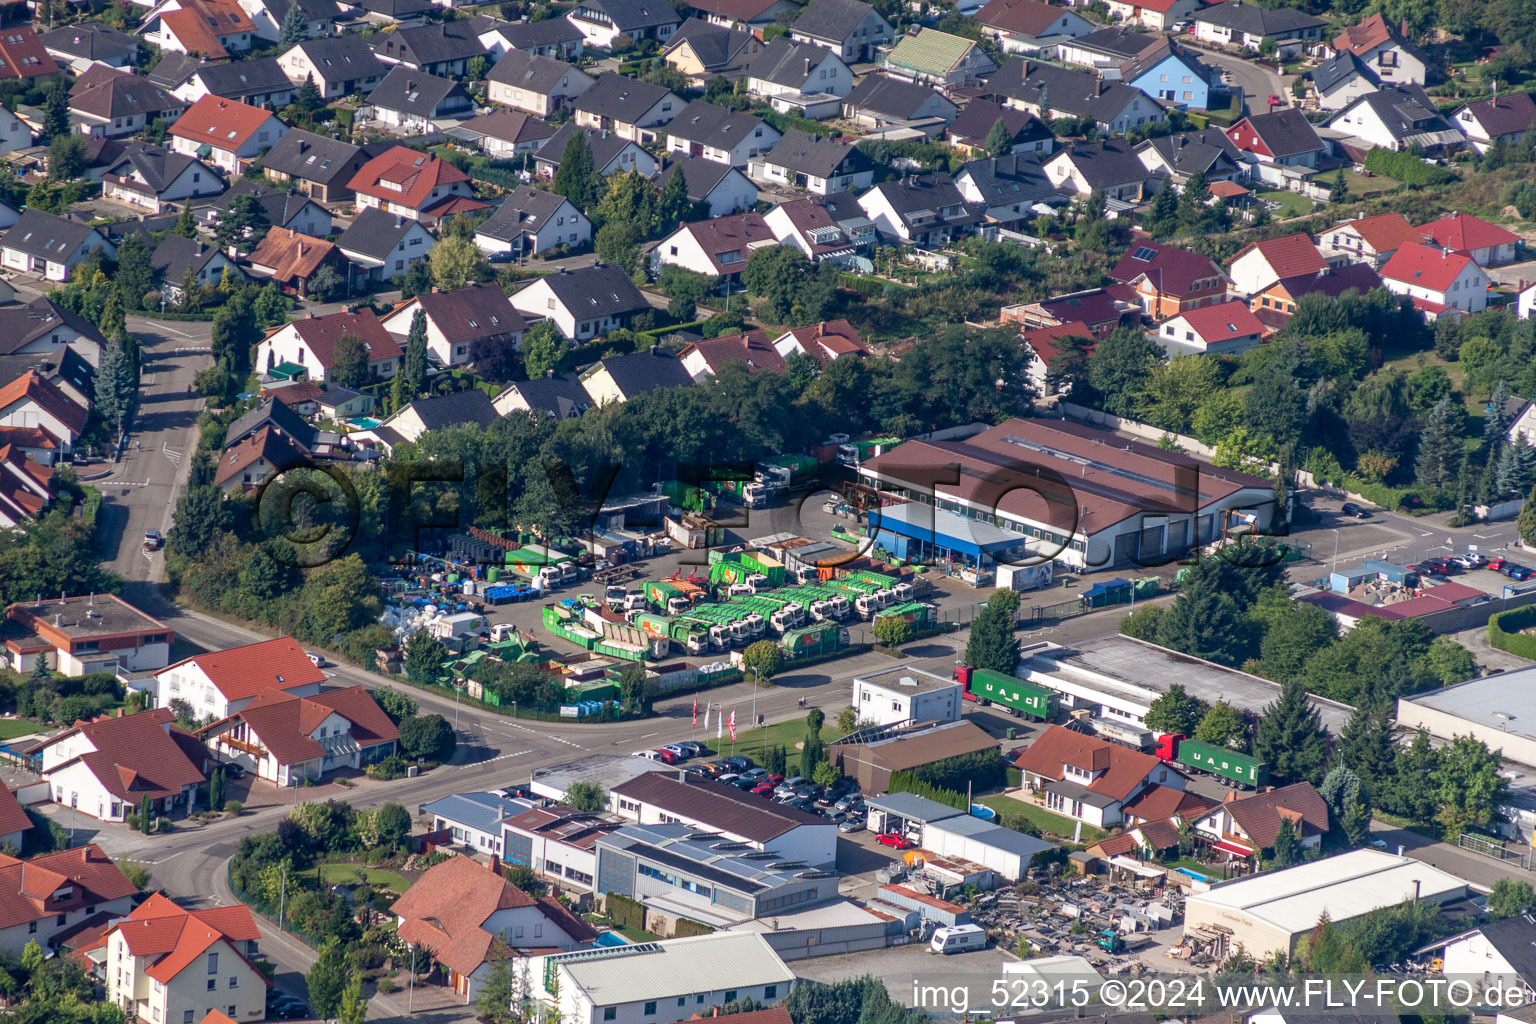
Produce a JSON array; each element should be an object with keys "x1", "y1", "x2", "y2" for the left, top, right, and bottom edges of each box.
[{"x1": 1340, "y1": 503, "x2": 1371, "y2": 519}]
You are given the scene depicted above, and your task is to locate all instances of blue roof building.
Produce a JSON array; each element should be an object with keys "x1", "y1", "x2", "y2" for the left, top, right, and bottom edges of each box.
[{"x1": 422, "y1": 790, "x2": 537, "y2": 856}]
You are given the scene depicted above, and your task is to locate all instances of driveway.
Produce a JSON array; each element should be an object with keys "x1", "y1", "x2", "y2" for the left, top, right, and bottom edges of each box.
[{"x1": 1197, "y1": 49, "x2": 1287, "y2": 115}]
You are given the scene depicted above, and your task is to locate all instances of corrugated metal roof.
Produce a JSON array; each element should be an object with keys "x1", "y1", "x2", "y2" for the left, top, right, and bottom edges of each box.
[{"x1": 551, "y1": 932, "x2": 794, "y2": 1002}]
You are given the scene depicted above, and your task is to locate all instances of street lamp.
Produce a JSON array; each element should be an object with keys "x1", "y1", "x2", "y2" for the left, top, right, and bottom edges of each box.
[{"x1": 1332, "y1": 528, "x2": 1339, "y2": 574}]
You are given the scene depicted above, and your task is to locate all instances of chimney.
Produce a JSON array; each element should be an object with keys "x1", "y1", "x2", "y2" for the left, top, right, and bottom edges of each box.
[
  {"x1": 649, "y1": 344, "x2": 658, "y2": 355},
  {"x1": 489, "y1": 853, "x2": 502, "y2": 875},
  {"x1": 803, "y1": 57, "x2": 811, "y2": 77},
  {"x1": 545, "y1": 368, "x2": 555, "y2": 377}
]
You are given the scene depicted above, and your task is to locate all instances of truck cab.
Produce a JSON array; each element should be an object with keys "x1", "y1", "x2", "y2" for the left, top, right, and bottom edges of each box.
[{"x1": 1096, "y1": 930, "x2": 1126, "y2": 954}]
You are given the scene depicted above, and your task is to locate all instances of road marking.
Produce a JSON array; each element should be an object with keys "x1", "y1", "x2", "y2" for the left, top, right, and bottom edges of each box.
[
  {"x1": 487, "y1": 749, "x2": 533, "y2": 762},
  {"x1": 163, "y1": 445, "x2": 183, "y2": 464},
  {"x1": 155, "y1": 324, "x2": 196, "y2": 338},
  {"x1": 553, "y1": 736, "x2": 581, "y2": 747},
  {"x1": 1477, "y1": 533, "x2": 1501, "y2": 539},
  {"x1": 143, "y1": 850, "x2": 186, "y2": 865}
]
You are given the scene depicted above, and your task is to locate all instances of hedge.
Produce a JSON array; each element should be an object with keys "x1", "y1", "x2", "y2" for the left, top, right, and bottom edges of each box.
[
  {"x1": 639, "y1": 320, "x2": 706, "y2": 340},
  {"x1": 605, "y1": 892, "x2": 647, "y2": 933},
  {"x1": 1489, "y1": 604, "x2": 1536, "y2": 660},
  {"x1": 887, "y1": 773, "x2": 968, "y2": 810},
  {"x1": 1363, "y1": 147, "x2": 1457, "y2": 186}
]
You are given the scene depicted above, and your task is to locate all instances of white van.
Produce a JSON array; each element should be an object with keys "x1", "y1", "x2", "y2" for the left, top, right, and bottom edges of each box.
[{"x1": 930, "y1": 924, "x2": 987, "y2": 955}]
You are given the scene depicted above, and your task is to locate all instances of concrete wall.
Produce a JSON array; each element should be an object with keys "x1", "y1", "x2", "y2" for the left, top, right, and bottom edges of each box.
[
  {"x1": 753, "y1": 921, "x2": 893, "y2": 960},
  {"x1": 1396, "y1": 695, "x2": 1536, "y2": 767}
]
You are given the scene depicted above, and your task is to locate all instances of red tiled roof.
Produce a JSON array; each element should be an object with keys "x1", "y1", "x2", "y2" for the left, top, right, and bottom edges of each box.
[
  {"x1": 160, "y1": 636, "x2": 326, "y2": 704},
  {"x1": 0, "y1": 27, "x2": 61, "y2": 81},
  {"x1": 1121, "y1": 783, "x2": 1215, "y2": 822},
  {"x1": 0, "y1": 370, "x2": 87, "y2": 438},
  {"x1": 1457, "y1": 92, "x2": 1536, "y2": 139},
  {"x1": 1229, "y1": 232, "x2": 1326, "y2": 279},
  {"x1": 0, "y1": 845, "x2": 138, "y2": 930},
  {"x1": 670, "y1": 1009, "x2": 793, "y2": 1024},
  {"x1": 1331, "y1": 212, "x2": 1422, "y2": 254},
  {"x1": 213, "y1": 425, "x2": 304, "y2": 488},
  {"x1": 110, "y1": 892, "x2": 265, "y2": 986},
  {"x1": 273, "y1": 308, "x2": 404, "y2": 369},
  {"x1": 1332, "y1": 13, "x2": 1395, "y2": 56},
  {"x1": 679, "y1": 330, "x2": 783, "y2": 374},
  {"x1": 1207, "y1": 179, "x2": 1248, "y2": 198},
  {"x1": 1111, "y1": 236, "x2": 1225, "y2": 299},
  {"x1": 1380, "y1": 242, "x2": 1479, "y2": 293},
  {"x1": 1022, "y1": 321, "x2": 1095, "y2": 366},
  {"x1": 208, "y1": 684, "x2": 398, "y2": 765},
  {"x1": 775, "y1": 319, "x2": 867, "y2": 363},
  {"x1": 1137, "y1": 818, "x2": 1182, "y2": 850},
  {"x1": 392, "y1": 855, "x2": 596, "y2": 975},
  {"x1": 169, "y1": 95, "x2": 275, "y2": 151},
  {"x1": 687, "y1": 0, "x2": 782, "y2": 21},
  {"x1": 678, "y1": 212, "x2": 774, "y2": 275},
  {"x1": 0, "y1": 785, "x2": 32, "y2": 840},
  {"x1": 42, "y1": 709, "x2": 205, "y2": 804},
  {"x1": 1174, "y1": 299, "x2": 1265, "y2": 344},
  {"x1": 201, "y1": 1013, "x2": 241, "y2": 1024},
  {"x1": 247, "y1": 228, "x2": 336, "y2": 286},
  {"x1": 0, "y1": 426, "x2": 58, "y2": 450},
  {"x1": 1418, "y1": 212, "x2": 1521, "y2": 257},
  {"x1": 1202, "y1": 781, "x2": 1328, "y2": 848},
  {"x1": 348, "y1": 147, "x2": 471, "y2": 212},
  {"x1": 974, "y1": 0, "x2": 1066, "y2": 35},
  {"x1": 1011, "y1": 725, "x2": 1168, "y2": 802}
]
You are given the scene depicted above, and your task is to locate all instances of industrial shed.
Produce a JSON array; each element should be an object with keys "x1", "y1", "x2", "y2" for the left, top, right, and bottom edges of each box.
[
  {"x1": 922, "y1": 813, "x2": 1056, "y2": 881},
  {"x1": 1396, "y1": 668, "x2": 1536, "y2": 768},
  {"x1": 830, "y1": 719, "x2": 999, "y2": 794}
]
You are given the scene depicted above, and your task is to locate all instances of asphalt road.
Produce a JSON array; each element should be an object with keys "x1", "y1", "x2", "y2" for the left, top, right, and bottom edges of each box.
[{"x1": 1196, "y1": 48, "x2": 1287, "y2": 115}]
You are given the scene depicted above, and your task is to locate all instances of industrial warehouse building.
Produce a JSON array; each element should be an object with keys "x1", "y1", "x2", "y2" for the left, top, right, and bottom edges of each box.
[
  {"x1": 1184, "y1": 850, "x2": 1468, "y2": 960},
  {"x1": 608, "y1": 772, "x2": 837, "y2": 867},
  {"x1": 1396, "y1": 668, "x2": 1536, "y2": 768},
  {"x1": 861, "y1": 792, "x2": 1054, "y2": 881},
  {"x1": 830, "y1": 719, "x2": 998, "y2": 794},
  {"x1": 851, "y1": 666, "x2": 962, "y2": 727},
  {"x1": 856, "y1": 418, "x2": 1277, "y2": 575}
]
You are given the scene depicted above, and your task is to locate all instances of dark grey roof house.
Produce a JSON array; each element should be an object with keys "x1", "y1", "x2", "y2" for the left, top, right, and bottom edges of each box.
[
  {"x1": 535, "y1": 123, "x2": 653, "y2": 177},
  {"x1": 40, "y1": 23, "x2": 138, "y2": 67},
  {"x1": 484, "y1": 16, "x2": 586, "y2": 59},
  {"x1": 840, "y1": 72, "x2": 956, "y2": 123},
  {"x1": 203, "y1": 181, "x2": 331, "y2": 237},
  {"x1": 493, "y1": 373, "x2": 592, "y2": 419},
  {"x1": 790, "y1": 0, "x2": 891, "y2": 61},
  {"x1": 225, "y1": 397, "x2": 320, "y2": 452},
  {"x1": 260, "y1": 129, "x2": 368, "y2": 202},
  {"x1": 193, "y1": 57, "x2": 296, "y2": 107},
  {"x1": 397, "y1": 389, "x2": 501, "y2": 433},
  {"x1": 101, "y1": 142, "x2": 222, "y2": 210},
  {"x1": 955, "y1": 153, "x2": 1060, "y2": 214},
  {"x1": 579, "y1": 348, "x2": 694, "y2": 404},
  {"x1": 664, "y1": 99, "x2": 776, "y2": 161},
  {"x1": 1135, "y1": 128, "x2": 1243, "y2": 180},
  {"x1": 570, "y1": 0, "x2": 682, "y2": 42},
  {"x1": 372, "y1": 21, "x2": 489, "y2": 77},
  {"x1": 571, "y1": 72, "x2": 681, "y2": 132},
  {"x1": 663, "y1": 18, "x2": 760, "y2": 80},
  {"x1": 366, "y1": 66, "x2": 473, "y2": 125},
  {"x1": 336, "y1": 206, "x2": 421, "y2": 263}
]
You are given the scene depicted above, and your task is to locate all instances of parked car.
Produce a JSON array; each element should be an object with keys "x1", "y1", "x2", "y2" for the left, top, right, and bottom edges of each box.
[
  {"x1": 722, "y1": 755, "x2": 753, "y2": 771},
  {"x1": 835, "y1": 794, "x2": 862, "y2": 812},
  {"x1": 741, "y1": 767, "x2": 768, "y2": 781},
  {"x1": 1489, "y1": 558, "x2": 1509, "y2": 572},
  {"x1": 1340, "y1": 503, "x2": 1371, "y2": 519},
  {"x1": 751, "y1": 781, "x2": 775, "y2": 796},
  {"x1": 839, "y1": 817, "x2": 866, "y2": 833},
  {"x1": 876, "y1": 832, "x2": 912, "y2": 849},
  {"x1": 704, "y1": 760, "x2": 732, "y2": 776},
  {"x1": 765, "y1": 774, "x2": 785, "y2": 786},
  {"x1": 653, "y1": 749, "x2": 681, "y2": 765},
  {"x1": 1512, "y1": 566, "x2": 1534, "y2": 581},
  {"x1": 222, "y1": 763, "x2": 245, "y2": 780},
  {"x1": 773, "y1": 776, "x2": 804, "y2": 798},
  {"x1": 729, "y1": 775, "x2": 757, "y2": 789},
  {"x1": 818, "y1": 779, "x2": 855, "y2": 805},
  {"x1": 677, "y1": 741, "x2": 706, "y2": 757},
  {"x1": 1452, "y1": 552, "x2": 1486, "y2": 568},
  {"x1": 632, "y1": 750, "x2": 664, "y2": 761},
  {"x1": 143, "y1": 529, "x2": 163, "y2": 551},
  {"x1": 715, "y1": 773, "x2": 740, "y2": 784},
  {"x1": 661, "y1": 744, "x2": 691, "y2": 760},
  {"x1": 1267, "y1": 94, "x2": 1282, "y2": 106},
  {"x1": 824, "y1": 810, "x2": 848, "y2": 824}
]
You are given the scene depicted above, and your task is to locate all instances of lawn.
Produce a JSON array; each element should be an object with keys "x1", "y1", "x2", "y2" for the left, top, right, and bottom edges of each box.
[
  {"x1": 1255, "y1": 189, "x2": 1317, "y2": 219},
  {"x1": 1341, "y1": 169, "x2": 1400, "y2": 197},
  {"x1": 311, "y1": 863, "x2": 408, "y2": 892},
  {"x1": 0, "y1": 719, "x2": 46, "y2": 740},
  {"x1": 979, "y1": 794, "x2": 1108, "y2": 843},
  {"x1": 724, "y1": 715, "x2": 842, "y2": 774}
]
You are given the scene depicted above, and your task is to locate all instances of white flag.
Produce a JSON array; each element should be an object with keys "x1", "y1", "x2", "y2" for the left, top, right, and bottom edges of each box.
[
  {"x1": 703, "y1": 703, "x2": 711, "y2": 730},
  {"x1": 717, "y1": 707, "x2": 723, "y2": 740}
]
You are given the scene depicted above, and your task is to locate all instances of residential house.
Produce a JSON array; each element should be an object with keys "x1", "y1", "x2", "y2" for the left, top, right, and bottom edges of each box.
[
  {"x1": 0, "y1": 27, "x2": 60, "y2": 82},
  {"x1": 140, "y1": 0, "x2": 254, "y2": 59},
  {"x1": 1226, "y1": 106, "x2": 1327, "y2": 186},
  {"x1": 839, "y1": 73, "x2": 957, "y2": 130},
  {"x1": 770, "y1": 319, "x2": 866, "y2": 363},
  {"x1": 579, "y1": 348, "x2": 694, "y2": 406},
  {"x1": 153, "y1": 234, "x2": 239, "y2": 300},
  {"x1": 1247, "y1": 262, "x2": 1385, "y2": 329},
  {"x1": 1134, "y1": 128, "x2": 1243, "y2": 186},
  {"x1": 105, "y1": 894, "x2": 266, "y2": 1024},
  {"x1": 572, "y1": 73, "x2": 682, "y2": 144},
  {"x1": 1317, "y1": 211, "x2": 1423, "y2": 265},
  {"x1": 763, "y1": 196, "x2": 862, "y2": 263},
  {"x1": 206, "y1": 181, "x2": 331, "y2": 241},
  {"x1": 255, "y1": 308, "x2": 404, "y2": 382},
  {"x1": 1189, "y1": 782, "x2": 1328, "y2": 861},
  {"x1": 101, "y1": 143, "x2": 222, "y2": 214},
  {"x1": 312, "y1": 387, "x2": 376, "y2": 422},
  {"x1": 41, "y1": 23, "x2": 139, "y2": 71},
  {"x1": 953, "y1": 153, "x2": 1062, "y2": 232},
  {"x1": 973, "y1": 0, "x2": 1092, "y2": 56},
  {"x1": 243, "y1": 0, "x2": 340, "y2": 41},
  {"x1": 662, "y1": 19, "x2": 761, "y2": 86},
  {"x1": 1109, "y1": 236, "x2": 1230, "y2": 318},
  {"x1": 679, "y1": 329, "x2": 782, "y2": 378},
  {"x1": 1419, "y1": 211, "x2": 1521, "y2": 267},
  {"x1": 1310, "y1": 50, "x2": 1382, "y2": 111},
  {"x1": 371, "y1": 21, "x2": 488, "y2": 78},
  {"x1": 745, "y1": 37, "x2": 852, "y2": 118},
  {"x1": 0, "y1": 210, "x2": 115, "y2": 282},
  {"x1": 1192, "y1": 2, "x2": 1324, "y2": 56},
  {"x1": 38, "y1": 707, "x2": 203, "y2": 822},
  {"x1": 652, "y1": 211, "x2": 778, "y2": 280},
  {"x1": 790, "y1": 0, "x2": 891, "y2": 63},
  {"x1": 1329, "y1": 13, "x2": 1425, "y2": 85},
  {"x1": 380, "y1": 283, "x2": 527, "y2": 368},
  {"x1": 1044, "y1": 139, "x2": 1165, "y2": 201},
  {"x1": 461, "y1": 110, "x2": 557, "y2": 159},
  {"x1": 246, "y1": 228, "x2": 341, "y2": 299},
  {"x1": 355, "y1": 0, "x2": 435, "y2": 23},
  {"x1": 1003, "y1": 284, "x2": 1142, "y2": 337},
  {"x1": 485, "y1": 50, "x2": 593, "y2": 118},
  {"x1": 1453, "y1": 92, "x2": 1536, "y2": 153},
  {"x1": 1011, "y1": 724, "x2": 1188, "y2": 828},
  {"x1": 665, "y1": 99, "x2": 781, "y2": 167},
  {"x1": 0, "y1": 442, "x2": 54, "y2": 528},
  {"x1": 477, "y1": 16, "x2": 585, "y2": 61},
  {"x1": 1226, "y1": 232, "x2": 1330, "y2": 295},
  {"x1": 945, "y1": 99, "x2": 1054, "y2": 156},
  {"x1": 2, "y1": 594, "x2": 170, "y2": 675},
  {"x1": 367, "y1": 67, "x2": 473, "y2": 133},
  {"x1": 0, "y1": 370, "x2": 87, "y2": 452},
  {"x1": 1020, "y1": 321, "x2": 1094, "y2": 394},
  {"x1": 348, "y1": 146, "x2": 477, "y2": 221},
  {"x1": 475, "y1": 186, "x2": 589, "y2": 256},
  {"x1": 0, "y1": 296, "x2": 102, "y2": 362},
  {"x1": 884, "y1": 28, "x2": 997, "y2": 87},
  {"x1": 150, "y1": 636, "x2": 325, "y2": 720},
  {"x1": 568, "y1": 0, "x2": 681, "y2": 49},
  {"x1": 1120, "y1": 39, "x2": 1213, "y2": 109},
  {"x1": 655, "y1": 156, "x2": 757, "y2": 217},
  {"x1": 492, "y1": 374, "x2": 592, "y2": 419},
  {"x1": 199, "y1": 685, "x2": 400, "y2": 784},
  {"x1": 423, "y1": 790, "x2": 534, "y2": 856},
  {"x1": 1156, "y1": 299, "x2": 1266, "y2": 354},
  {"x1": 260, "y1": 130, "x2": 368, "y2": 202},
  {"x1": 277, "y1": 36, "x2": 388, "y2": 99},
  {"x1": 0, "y1": 846, "x2": 137, "y2": 956},
  {"x1": 1054, "y1": 26, "x2": 1157, "y2": 71},
  {"x1": 213, "y1": 427, "x2": 305, "y2": 491},
  {"x1": 687, "y1": 0, "x2": 797, "y2": 32},
  {"x1": 392, "y1": 854, "x2": 595, "y2": 1002},
  {"x1": 535, "y1": 123, "x2": 657, "y2": 179},
  {"x1": 508, "y1": 263, "x2": 649, "y2": 341},
  {"x1": 69, "y1": 72, "x2": 183, "y2": 139},
  {"x1": 1104, "y1": 0, "x2": 1198, "y2": 32},
  {"x1": 1440, "y1": 916, "x2": 1536, "y2": 997},
  {"x1": 0, "y1": 105, "x2": 31, "y2": 156},
  {"x1": 181, "y1": 57, "x2": 295, "y2": 107},
  {"x1": 1323, "y1": 84, "x2": 1463, "y2": 154},
  {"x1": 167, "y1": 95, "x2": 285, "y2": 173},
  {"x1": 221, "y1": 396, "x2": 324, "y2": 453},
  {"x1": 353, "y1": 390, "x2": 501, "y2": 453},
  {"x1": 748, "y1": 127, "x2": 872, "y2": 193},
  {"x1": 146, "y1": 52, "x2": 204, "y2": 94},
  {"x1": 335, "y1": 207, "x2": 437, "y2": 283},
  {"x1": 1379, "y1": 242, "x2": 1492, "y2": 315},
  {"x1": 857, "y1": 172, "x2": 982, "y2": 246},
  {"x1": 989, "y1": 59, "x2": 1165, "y2": 135}
]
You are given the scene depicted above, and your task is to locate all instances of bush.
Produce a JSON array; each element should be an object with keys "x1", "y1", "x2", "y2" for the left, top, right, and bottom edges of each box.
[
  {"x1": 225, "y1": 800, "x2": 243, "y2": 815},
  {"x1": 1363, "y1": 147, "x2": 1457, "y2": 186},
  {"x1": 1490, "y1": 605, "x2": 1536, "y2": 659}
]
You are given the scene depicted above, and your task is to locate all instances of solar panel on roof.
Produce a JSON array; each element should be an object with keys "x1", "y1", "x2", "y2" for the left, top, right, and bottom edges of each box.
[{"x1": 1132, "y1": 245, "x2": 1157, "y2": 261}]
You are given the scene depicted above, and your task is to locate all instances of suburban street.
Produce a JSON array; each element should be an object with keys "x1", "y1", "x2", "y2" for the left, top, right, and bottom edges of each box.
[{"x1": 1195, "y1": 48, "x2": 1288, "y2": 113}]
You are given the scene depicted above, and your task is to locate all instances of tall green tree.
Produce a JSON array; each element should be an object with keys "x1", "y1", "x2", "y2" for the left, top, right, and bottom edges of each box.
[
  {"x1": 476, "y1": 959, "x2": 514, "y2": 1023},
  {"x1": 551, "y1": 129, "x2": 598, "y2": 210},
  {"x1": 1336, "y1": 705, "x2": 1397, "y2": 786},
  {"x1": 521, "y1": 321, "x2": 564, "y2": 379},
  {"x1": 404, "y1": 631, "x2": 447, "y2": 685},
  {"x1": 42, "y1": 79, "x2": 68, "y2": 141},
  {"x1": 172, "y1": 204, "x2": 198, "y2": 239},
  {"x1": 1145, "y1": 683, "x2": 1207, "y2": 736},
  {"x1": 963, "y1": 590, "x2": 1019, "y2": 673},
  {"x1": 656, "y1": 166, "x2": 693, "y2": 229},
  {"x1": 1252, "y1": 677, "x2": 1328, "y2": 784},
  {"x1": 1086, "y1": 327, "x2": 1163, "y2": 417},
  {"x1": 115, "y1": 233, "x2": 155, "y2": 312},
  {"x1": 1432, "y1": 734, "x2": 1508, "y2": 838},
  {"x1": 306, "y1": 938, "x2": 349, "y2": 1019},
  {"x1": 278, "y1": 2, "x2": 308, "y2": 45},
  {"x1": 214, "y1": 193, "x2": 271, "y2": 252},
  {"x1": 1415, "y1": 396, "x2": 1463, "y2": 488},
  {"x1": 985, "y1": 117, "x2": 1014, "y2": 157},
  {"x1": 1268, "y1": 816, "x2": 1302, "y2": 868},
  {"x1": 330, "y1": 332, "x2": 369, "y2": 387},
  {"x1": 403, "y1": 308, "x2": 428, "y2": 396},
  {"x1": 1155, "y1": 586, "x2": 1252, "y2": 665},
  {"x1": 94, "y1": 336, "x2": 138, "y2": 436},
  {"x1": 1194, "y1": 702, "x2": 1247, "y2": 749}
]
